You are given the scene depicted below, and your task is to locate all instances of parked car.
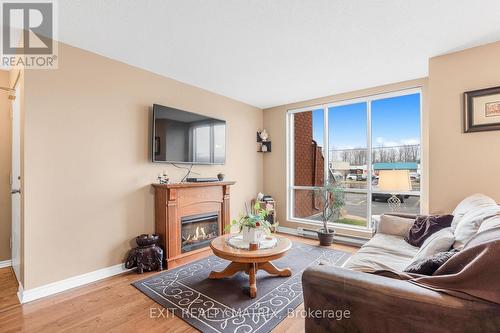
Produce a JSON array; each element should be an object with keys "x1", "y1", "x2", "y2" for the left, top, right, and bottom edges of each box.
[{"x1": 346, "y1": 174, "x2": 358, "y2": 181}]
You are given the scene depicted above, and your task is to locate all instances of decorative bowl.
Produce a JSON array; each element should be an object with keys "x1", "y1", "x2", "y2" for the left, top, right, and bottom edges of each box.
[{"x1": 136, "y1": 234, "x2": 159, "y2": 247}]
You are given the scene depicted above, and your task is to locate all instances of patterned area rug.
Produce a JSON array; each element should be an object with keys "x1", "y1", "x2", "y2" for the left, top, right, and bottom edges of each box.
[{"x1": 133, "y1": 242, "x2": 351, "y2": 333}]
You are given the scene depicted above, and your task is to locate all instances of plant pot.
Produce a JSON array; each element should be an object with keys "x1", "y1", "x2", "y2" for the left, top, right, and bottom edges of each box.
[
  {"x1": 242, "y1": 227, "x2": 263, "y2": 244},
  {"x1": 317, "y1": 228, "x2": 335, "y2": 246}
]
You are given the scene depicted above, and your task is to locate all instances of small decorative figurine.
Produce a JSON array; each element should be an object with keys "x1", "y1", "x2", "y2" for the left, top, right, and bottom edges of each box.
[
  {"x1": 259, "y1": 129, "x2": 269, "y2": 142},
  {"x1": 157, "y1": 171, "x2": 169, "y2": 184},
  {"x1": 125, "y1": 234, "x2": 163, "y2": 274}
]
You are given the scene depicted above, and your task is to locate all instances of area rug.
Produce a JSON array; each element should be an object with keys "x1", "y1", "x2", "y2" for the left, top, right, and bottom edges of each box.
[{"x1": 133, "y1": 242, "x2": 351, "y2": 333}]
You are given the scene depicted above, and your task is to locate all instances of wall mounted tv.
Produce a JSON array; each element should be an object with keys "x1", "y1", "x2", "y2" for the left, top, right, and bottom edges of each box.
[{"x1": 152, "y1": 104, "x2": 226, "y2": 164}]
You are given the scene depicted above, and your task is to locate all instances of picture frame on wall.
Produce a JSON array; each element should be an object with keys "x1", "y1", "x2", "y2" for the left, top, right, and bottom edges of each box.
[{"x1": 464, "y1": 86, "x2": 500, "y2": 133}]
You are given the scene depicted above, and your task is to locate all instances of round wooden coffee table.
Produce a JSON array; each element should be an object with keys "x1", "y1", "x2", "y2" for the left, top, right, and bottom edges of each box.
[{"x1": 209, "y1": 234, "x2": 292, "y2": 298}]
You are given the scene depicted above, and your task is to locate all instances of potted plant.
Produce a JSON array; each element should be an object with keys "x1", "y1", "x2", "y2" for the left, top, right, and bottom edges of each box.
[
  {"x1": 227, "y1": 202, "x2": 273, "y2": 243},
  {"x1": 314, "y1": 180, "x2": 345, "y2": 246}
]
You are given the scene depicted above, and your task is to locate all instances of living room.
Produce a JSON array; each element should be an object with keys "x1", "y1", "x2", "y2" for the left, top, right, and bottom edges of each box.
[{"x1": 1, "y1": 1, "x2": 500, "y2": 332}]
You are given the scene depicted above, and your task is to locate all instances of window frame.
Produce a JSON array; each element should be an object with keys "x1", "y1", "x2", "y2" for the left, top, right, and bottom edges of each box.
[{"x1": 286, "y1": 87, "x2": 423, "y2": 235}]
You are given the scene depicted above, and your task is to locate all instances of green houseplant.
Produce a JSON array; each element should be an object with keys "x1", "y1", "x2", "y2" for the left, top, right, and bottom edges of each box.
[
  {"x1": 314, "y1": 180, "x2": 346, "y2": 246},
  {"x1": 226, "y1": 202, "x2": 274, "y2": 243}
]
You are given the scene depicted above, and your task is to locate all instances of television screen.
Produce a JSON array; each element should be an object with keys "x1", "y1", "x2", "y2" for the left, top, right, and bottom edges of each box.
[{"x1": 152, "y1": 104, "x2": 226, "y2": 164}]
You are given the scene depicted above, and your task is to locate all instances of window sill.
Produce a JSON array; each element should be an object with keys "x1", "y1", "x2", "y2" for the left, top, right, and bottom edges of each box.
[{"x1": 285, "y1": 218, "x2": 374, "y2": 239}]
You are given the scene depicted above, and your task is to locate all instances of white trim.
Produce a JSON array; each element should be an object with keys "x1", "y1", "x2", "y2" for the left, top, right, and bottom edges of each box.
[
  {"x1": 367, "y1": 100, "x2": 373, "y2": 228},
  {"x1": 18, "y1": 263, "x2": 132, "y2": 304},
  {"x1": 0, "y1": 259, "x2": 12, "y2": 268},
  {"x1": 287, "y1": 104, "x2": 325, "y2": 114},
  {"x1": 277, "y1": 226, "x2": 366, "y2": 247},
  {"x1": 286, "y1": 112, "x2": 293, "y2": 221},
  {"x1": 286, "y1": 86, "x2": 423, "y2": 113},
  {"x1": 286, "y1": 217, "x2": 374, "y2": 237},
  {"x1": 17, "y1": 282, "x2": 24, "y2": 303}
]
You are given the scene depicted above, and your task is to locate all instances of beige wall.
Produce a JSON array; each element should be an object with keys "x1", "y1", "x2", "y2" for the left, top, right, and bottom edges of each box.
[
  {"x1": 429, "y1": 41, "x2": 500, "y2": 213},
  {"x1": 263, "y1": 79, "x2": 429, "y2": 235},
  {"x1": 22, "y1": 43, "x2": 263, "y2": 289},
  {"x1": 0, "y1": 70, "x2": 11, "y2": 262}
]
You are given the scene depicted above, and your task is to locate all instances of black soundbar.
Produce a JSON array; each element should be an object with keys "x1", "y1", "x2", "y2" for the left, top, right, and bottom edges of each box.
[{"x1": 186, "y1": 177, "x2": 220, "y2": 183}]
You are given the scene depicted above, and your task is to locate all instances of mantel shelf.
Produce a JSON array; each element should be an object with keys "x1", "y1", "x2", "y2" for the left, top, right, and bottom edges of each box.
[{"x1": 152, "y1": 181, "x2": 236, "y2": 189}]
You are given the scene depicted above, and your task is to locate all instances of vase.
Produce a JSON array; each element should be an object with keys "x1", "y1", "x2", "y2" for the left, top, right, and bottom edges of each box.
[{"x1": 242, "y1": 227, "x2": 262, "y2": 244}]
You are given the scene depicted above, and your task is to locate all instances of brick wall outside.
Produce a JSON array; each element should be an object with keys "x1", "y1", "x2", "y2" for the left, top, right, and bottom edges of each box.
[{"x1": 294, "y1": 112, "x2": 324, "y2": 218}]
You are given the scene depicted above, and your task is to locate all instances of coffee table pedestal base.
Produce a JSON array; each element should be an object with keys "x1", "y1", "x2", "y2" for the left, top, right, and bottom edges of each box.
[{"x1": 209, "y1": 261, "x2": 292, "y2": 298}]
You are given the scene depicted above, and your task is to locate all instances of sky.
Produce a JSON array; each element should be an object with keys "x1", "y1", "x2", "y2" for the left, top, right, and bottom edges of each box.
[{"x1": 312, "y1": 93, "x2": 420, "y2": 150}]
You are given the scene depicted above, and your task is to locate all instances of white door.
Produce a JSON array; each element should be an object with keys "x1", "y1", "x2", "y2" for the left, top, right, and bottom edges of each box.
[{"x1": 11, "y1": 86, "x2": 21, "y2": 281}]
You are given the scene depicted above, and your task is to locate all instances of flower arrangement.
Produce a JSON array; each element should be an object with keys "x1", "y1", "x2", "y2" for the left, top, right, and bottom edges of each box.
[{"x1": 226, "y1": 202, "x2": 274, "y2": 242}]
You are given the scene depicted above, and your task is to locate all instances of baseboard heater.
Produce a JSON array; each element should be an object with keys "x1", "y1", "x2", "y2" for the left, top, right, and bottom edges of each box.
[{"x1": 295, "y1": 227, "x2": 367, "y2": 247}]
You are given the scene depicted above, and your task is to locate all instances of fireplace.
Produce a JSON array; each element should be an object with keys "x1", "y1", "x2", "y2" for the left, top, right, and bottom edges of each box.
[
  {"x1": 153, "y1": 181, "x2": 234, "y2": 268},
  {"x1": 181, "y1": 213, "x2": 219, "y2": 253}
]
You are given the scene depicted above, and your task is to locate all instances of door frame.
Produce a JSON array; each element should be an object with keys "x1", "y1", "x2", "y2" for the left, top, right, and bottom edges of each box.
[{"x1": 11, "y1": 82, "x2": 21, "y2": 282}]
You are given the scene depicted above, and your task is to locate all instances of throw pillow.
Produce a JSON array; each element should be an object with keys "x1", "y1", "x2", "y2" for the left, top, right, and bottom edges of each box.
[
  {"x1": 405, "y1": 214, "x2": 454, "y2": 247},
  {"x1": 412, "y1": 227, "x2": 455, "y2": 262},
  {"x1": 451, "y1": 193, "x2": 496, "y2": 230},
  {"x1": 478, "y1": 214, "x2": 500, "y2": 234},
  {"x1": 453, "y1": 205, "x2": 500, "y2": 250},
  {"x1": 377, "y1": 214, "x2": 415, "y2": 237},
  {"x1": 404, "y1": 250, "x2": 458, "y2": 275}
]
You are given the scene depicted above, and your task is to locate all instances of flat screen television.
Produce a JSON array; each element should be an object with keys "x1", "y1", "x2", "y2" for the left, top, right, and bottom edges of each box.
[{"x1": 152, "y1": 104, "x2": 226, "y2": 164}]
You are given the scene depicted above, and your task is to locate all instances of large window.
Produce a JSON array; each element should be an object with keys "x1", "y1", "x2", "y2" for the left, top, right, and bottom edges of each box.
[{"x1": 288, "y1": 89, "x2": 421, "y2": 231}]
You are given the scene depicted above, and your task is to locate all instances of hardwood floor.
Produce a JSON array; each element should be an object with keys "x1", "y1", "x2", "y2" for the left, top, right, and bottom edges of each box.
[{"x1": 0, "y1": 234, "x2": 357, "y2": 333}]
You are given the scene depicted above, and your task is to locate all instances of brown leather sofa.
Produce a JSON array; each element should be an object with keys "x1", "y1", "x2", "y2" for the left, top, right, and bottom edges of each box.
[
  {"x1": 302, "y1": 264, "x2": 500, "y2": 332},
  {"x1": 302, "y1": 194, "x2": 500, "y2": 332}
]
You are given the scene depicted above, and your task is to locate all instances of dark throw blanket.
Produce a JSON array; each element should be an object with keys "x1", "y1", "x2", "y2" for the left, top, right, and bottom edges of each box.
[
  {"x1": 405, "y1": 214, "x2": 454, "y2": 247},
  {"x1": 379, "y1": 227, "x2": 500, "y2": 305}
]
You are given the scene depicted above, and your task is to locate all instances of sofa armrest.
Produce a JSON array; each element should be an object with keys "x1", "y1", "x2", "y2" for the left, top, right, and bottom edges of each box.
[
  {"x1": 376, "y1": 214, "x2": 415, "y2": 236},
  {"x1": 302, "y1": 265, "x2": 500, "y2": 333}
]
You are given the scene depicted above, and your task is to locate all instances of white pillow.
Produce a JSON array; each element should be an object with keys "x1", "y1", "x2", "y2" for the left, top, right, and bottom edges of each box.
[
  {"x1": 451, "y1": 193, "x2": 496, "y2": 230},
  {"x1": 478, "y1": 214, "x2": 500, "y2": 234},
  {"x1": 377, "y1": 214, "x2": 414, "y2": 237},
  {"x1": 412, "y1": 228, "x2": 454, "y2": 262},
  {"x1": 453, "y1": 205, "x2": 500, "y2": 249}
]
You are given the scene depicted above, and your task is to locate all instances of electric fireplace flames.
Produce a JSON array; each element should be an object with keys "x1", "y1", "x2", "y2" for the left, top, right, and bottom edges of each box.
[{"x1": 181, "y1": 213, "x2": 219, "y2": 253}]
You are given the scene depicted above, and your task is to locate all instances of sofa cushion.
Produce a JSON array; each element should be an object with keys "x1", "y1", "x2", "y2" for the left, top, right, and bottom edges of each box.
[
  {"x1": 377, "y1": 214, "x2": 414, "y2": 237},
  {"x1": 412, "y1": 227, "x2": 455, "y2": 262},
  {"x1": 453, "y1": 205, "x2": 500, "y2": 249},
  {"x1": 343, "y1": 234, "x2": 418, "y2": 272},
  {"x1": 451, "y1": 193, "x2": 496, "y2": 230}
]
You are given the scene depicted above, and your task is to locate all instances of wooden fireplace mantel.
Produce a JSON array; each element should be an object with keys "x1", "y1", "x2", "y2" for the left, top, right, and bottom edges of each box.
[{"x1": 152, "y1": 181, "x2": 235, "y2": 268}]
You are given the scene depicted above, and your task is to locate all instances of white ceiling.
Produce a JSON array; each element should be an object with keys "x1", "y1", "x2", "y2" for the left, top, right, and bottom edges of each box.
[{"x1": 58, "y1": 0, "x2": 500, "y2": 108}]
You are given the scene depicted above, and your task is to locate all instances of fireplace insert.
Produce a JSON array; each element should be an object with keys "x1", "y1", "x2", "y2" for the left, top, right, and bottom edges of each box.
[{"x1": 181, "y1": 213, "x2": 219, "y2": 253}]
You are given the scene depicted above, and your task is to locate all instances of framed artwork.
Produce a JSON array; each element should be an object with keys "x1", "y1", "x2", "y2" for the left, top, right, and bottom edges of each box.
[{"x1": 464, "y1": 86, "x2": 500, "y2": 133}]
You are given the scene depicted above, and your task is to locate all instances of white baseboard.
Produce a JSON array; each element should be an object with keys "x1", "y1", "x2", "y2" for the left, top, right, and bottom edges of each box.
[
  {"x1": 18, "y1": 263, "x2": 132, "y2": 304},
  {"x1": 0, "y1": 259, "x2": 12, "y2": 268}
]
